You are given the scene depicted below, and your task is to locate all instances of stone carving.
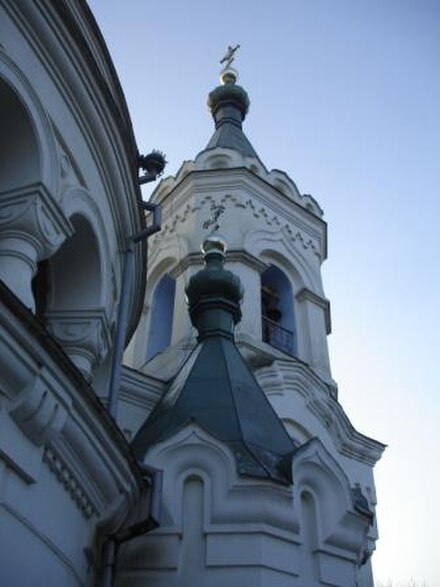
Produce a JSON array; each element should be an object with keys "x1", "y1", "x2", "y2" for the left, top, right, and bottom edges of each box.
[
  {"x1": 43, "y1": 446, "x2": 96, "y2": 519},
  {"x1": 245, "y1": 198, "x2": 321, "y2": 257},
  {"x1": 149, "y1": 194, "x2": 321, "y2": 262},
  {"x1": 0, "y1": 183, "x2": 73, "y2": 253},
  {"x1": 9, "y1": 369, "x2": 71, "y2": 446},
  {"x1": 0, "y1": 183, "x2": 73, "y2": 308},
  {"x1": 202, "y1": 201, "x2": 225, "y2": 233},
  {"x1": 46, "y1": 308, "x2": 111, "y2": 381}
]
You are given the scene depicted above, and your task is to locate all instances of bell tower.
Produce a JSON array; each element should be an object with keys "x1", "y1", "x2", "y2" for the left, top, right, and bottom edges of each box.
[
  {"x1": 129, "y1": 59, "x2": 331, "y2": 387},
  {"x1": 121, "y1": 53, "x2": 385, "y2": 587}
]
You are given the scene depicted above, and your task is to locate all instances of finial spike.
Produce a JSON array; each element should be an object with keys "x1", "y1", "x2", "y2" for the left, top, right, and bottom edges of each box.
[
  {"x1": 219, "y1": 44, "x2": 240, "y2": 85},
  {"x1": 220, "y1": 44, "x2": 240, "y2": 69}
]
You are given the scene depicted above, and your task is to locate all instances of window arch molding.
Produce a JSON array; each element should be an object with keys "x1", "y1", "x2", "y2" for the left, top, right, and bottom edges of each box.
[
  {"x1": 259, "y1": 250, "x2": 305, "y2": 304},
  {"x1": 245, "y1": 229, "x2": 320, "y2": 293},
  {"x1": 145, "y1": 255, "x2": 179, "y2": 304},
  {"x1": 58, "y1": 186, "x2": 114, "y2": 312},
  {"x1": 292, "y1": 439, "x2": 356, "y2": 540},
  {"x1": 127, "y1": 253, "x2": 180, "y2": 369},
  {"x1": 40, "y1": 188, "x2": 114, "y2": 381},
  {"x1": 145, "y1": 271, "x2": 177, "y2": 362},
  {"x1": 0, "y1": 57, "x2": 73, "y2": 308},
  {"x1": 0, "y1": 52, "x2": 60, "y2": 195},
  {"x1": 282, "y1": 418, "x2": 312, "y2": 446},
  {"x1": 258, "y1": 251, "x2": 306, "y2": 357}
]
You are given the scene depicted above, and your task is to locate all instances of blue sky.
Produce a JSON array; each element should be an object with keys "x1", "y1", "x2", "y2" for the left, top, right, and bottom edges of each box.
[{"x1": 88, "y1": 1, "x2": 440, "y2": 584}]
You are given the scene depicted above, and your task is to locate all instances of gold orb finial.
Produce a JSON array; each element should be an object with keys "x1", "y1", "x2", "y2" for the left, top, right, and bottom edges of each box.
[
  {"x1": 201, "y1": 235, "x2": 227, "y2": 257},
  {"x1": 220, "y1": 67, "x2": 238, "y2": 85}
]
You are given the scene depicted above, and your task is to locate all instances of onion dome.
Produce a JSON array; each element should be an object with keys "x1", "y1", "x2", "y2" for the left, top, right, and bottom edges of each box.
[
  {"x1": 204, "y1": 67, "x2": 260, "y2": 159},
  {"x1": 208, "y1": 68, "x2": 250, "y2": 124},
  {"x1": 185, "y1": 237, "x2": 243, "y2": 340}
]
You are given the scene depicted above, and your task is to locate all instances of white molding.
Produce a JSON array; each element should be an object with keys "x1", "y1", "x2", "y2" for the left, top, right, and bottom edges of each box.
[
  {"x1": 9, "y1": 367, "x2": 71, "y2": 446},
  {"x1": 255, "y1": 359, "x2": 385, "y2": 466},
  {"x1": 46, "y1": 308, "x2": 111, "y2": 381},
  {"x1": 43, "y1": 445, "x2": 96, "y2": 519},
  {"x1": 296, "y1": 286, "x2": 332, "y2": 334},
  {"x1": 0, "y1": 183, "x2": 73, "y2": 309}
]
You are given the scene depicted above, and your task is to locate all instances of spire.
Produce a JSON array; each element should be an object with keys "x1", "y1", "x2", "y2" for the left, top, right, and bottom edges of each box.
[
  {"x1": 203, "y1": 48, "x2": 260, "y2": 159},
  {"x1": 132, "y1": 237, "x2": 295, "y2": 485}
]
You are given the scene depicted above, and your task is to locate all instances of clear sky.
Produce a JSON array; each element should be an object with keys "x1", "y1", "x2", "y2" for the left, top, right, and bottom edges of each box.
[{"x1": 88, "y1": 1, "x2": 440, "y2": 584}]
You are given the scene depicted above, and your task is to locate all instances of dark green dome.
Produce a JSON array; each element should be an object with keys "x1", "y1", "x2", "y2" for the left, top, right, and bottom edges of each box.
[
  {"x1": 185, "y1": 238, "x2": 243, "y2": 335},
  {"x1": 207, "y1": 83, "x2": 250, "y2": 121},
  {"x1": 202, "y1": 70, "x2": 261, "y2": 160}
]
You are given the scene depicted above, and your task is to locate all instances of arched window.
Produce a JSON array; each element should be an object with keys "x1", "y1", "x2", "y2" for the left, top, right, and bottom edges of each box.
[
  {"x1": 261, "y1": 264, "x2": 296, "y2": 356},
  {"x1": 42, "y1": 214, "x2": 111, "y2": 381},
  {"x1": 0, "y1": 78, "x2": 39, "y2": 192},
  {"x1": 0, "y1": 78, "x2": 40, "y2": 308},
  {"x1": 146, "y1": 274, "x2": 176, "y2": 361},
  {"x1": 47, "y1": 214, "x2": 101, "y2": 310}
]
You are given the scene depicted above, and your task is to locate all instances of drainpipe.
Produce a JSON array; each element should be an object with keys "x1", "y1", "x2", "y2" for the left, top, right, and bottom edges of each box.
[
  {"x1": 103, "y1": 151, "x2": 166, "y2": 584},
  {"x1": 107, "y1": 201, "x2": 161, "y2": 419},
  {"x1": 107, "y1": 149, "x2": 166, "y2": 420},
  {"x1": 100, "y1": 465, "x2": 163, "y2": 587}
]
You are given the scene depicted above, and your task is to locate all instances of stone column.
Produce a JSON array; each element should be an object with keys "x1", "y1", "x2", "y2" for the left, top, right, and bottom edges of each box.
[{"x1": 225, "y1": 250, "x2": 268, "y2": 341}]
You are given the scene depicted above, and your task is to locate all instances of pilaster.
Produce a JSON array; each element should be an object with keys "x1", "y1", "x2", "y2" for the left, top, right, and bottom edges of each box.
[{"x1": 296, "y1": 287, "x2": 332, "y2": 380}]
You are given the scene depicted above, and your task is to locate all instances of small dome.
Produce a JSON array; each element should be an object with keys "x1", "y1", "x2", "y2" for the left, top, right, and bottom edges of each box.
[
  {"x1": 185, "y1": 237, "x2": 243, "y2": 329},
  {"x1": 207, "y1": 83, "x2": 250, "y2": 121}
]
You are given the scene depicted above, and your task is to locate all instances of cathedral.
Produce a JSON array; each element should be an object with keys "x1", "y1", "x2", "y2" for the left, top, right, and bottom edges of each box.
[{"x1": 0, "y1": 2, "x2": 384, "y2": 586}]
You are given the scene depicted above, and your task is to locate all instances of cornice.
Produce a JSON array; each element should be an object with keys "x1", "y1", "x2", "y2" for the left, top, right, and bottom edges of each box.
[
  {"x1": 255, "y1": 358, "x2": 386, "y2": 466},
  {"x1": 169, "y1": 253, "x2": 201, "y2": 279},
  {"x1": 155, "y1": 168, "x2": 327, "y2": 243},
  {"x1": 0, "y1": 279, "x2": 144, "y2": 484},
  {"x1": 154, "y1": 165, "x2": 324, "y2": 223},
  {"x1": 225, "y1": 249, "x2": 269, "y2": 273},
  {"x1": 168, "y1": 249, "x2": 268, "y2": 279},
  {"x1": 120, "y1": 366, "x2": 165, "y2": 411},
  {"x1": 149, "y1": 191, "x2": 325, "y2": 265}
]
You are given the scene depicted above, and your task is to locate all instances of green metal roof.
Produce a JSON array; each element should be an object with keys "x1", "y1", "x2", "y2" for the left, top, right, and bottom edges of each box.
[
  {"x1": 203, "y1": 80, "x2": 261, "y2": 160},
  {"x1": 132, "y1": 238, "x2": 295, "y2": 484}
]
